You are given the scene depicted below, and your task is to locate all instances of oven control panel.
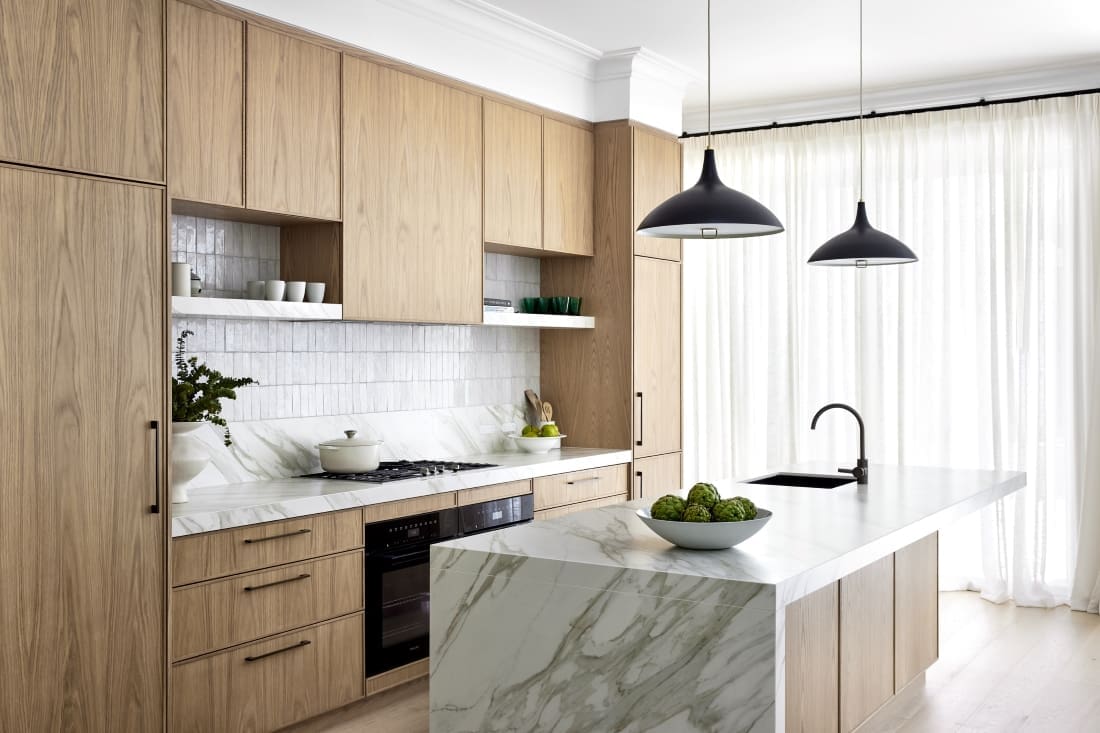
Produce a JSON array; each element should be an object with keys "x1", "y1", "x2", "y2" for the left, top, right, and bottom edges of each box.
[
  {"x1": 365, "y1": 508, "x2": 459, "y2": 551},
  {"x1": 459, "y1": 494, "x2": 534, "y2": 535}
]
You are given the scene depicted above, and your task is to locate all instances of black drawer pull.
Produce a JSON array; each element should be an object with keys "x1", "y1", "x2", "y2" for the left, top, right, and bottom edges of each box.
[
  {"x1": 566, "y1": 476, "x2": 601, "y2": 485},
  {"x1": 244, "y1": 639, "x2": 311, "y2": 663},
  {"x1": 243, "y1": 528, "x2": 311, "y2": 544},
  {"x1": 243, "y1": 573, "x2": 311, "y2": 592},
  {"x1": 636, "y1": 392, "x2": 644, "y2": 446}
]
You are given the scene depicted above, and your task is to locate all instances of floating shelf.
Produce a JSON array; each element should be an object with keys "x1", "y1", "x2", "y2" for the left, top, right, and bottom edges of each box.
[
  {"x1": 481, "y1": 311, "x2": 595, "y2": 329},
  {"x1": 172, "y1": 296, "x2": 342, "y2": 321}
]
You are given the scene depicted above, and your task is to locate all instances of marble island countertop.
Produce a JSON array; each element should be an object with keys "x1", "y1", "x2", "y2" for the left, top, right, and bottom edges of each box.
[
  {"x1": 436, "y1": 462, "x2": 1026, "y2": 606},
  {"x1": 171, "y1": 447, "x2": 631, "y2": 537}
]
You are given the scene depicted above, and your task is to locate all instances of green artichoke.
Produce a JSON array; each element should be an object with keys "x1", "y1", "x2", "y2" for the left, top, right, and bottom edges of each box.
[
  {"x1": 650, "y1": 494, "x2": 687, "y2": 521},
  {"x1": 732, "y1": 496, "x2": 757, "y2": 520},
  {"x1": 682, "y1": 505, "x2": 712, "y2": 522},
  {"x1": 712, "y1": 498, "x2": 747, "y2": 522},
  {"x1": 686, "y1": 482, "x2": 720, "y2": 510}
]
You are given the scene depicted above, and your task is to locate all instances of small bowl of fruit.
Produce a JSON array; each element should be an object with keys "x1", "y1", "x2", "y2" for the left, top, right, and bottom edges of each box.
[
  {"x1": 636, "y1": 483, "x2": 771, "y2": 550},
  {"x1": 510, "y1": 422, "x2": 566, "y2": 453}
]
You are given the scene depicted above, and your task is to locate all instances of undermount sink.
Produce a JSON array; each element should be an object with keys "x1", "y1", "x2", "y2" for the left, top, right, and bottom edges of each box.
[{"x1": 744, "y1": 472, "x2": 856, "y2": 489}]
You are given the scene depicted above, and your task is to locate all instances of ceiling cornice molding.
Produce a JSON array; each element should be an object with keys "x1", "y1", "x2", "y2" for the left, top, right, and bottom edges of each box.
[
  {"x1": 595, "y1": 46, "x2": 702, "y2": 87},
  {"x1": 683, "y1": 58, "x2": 1100, "y2": 133}
]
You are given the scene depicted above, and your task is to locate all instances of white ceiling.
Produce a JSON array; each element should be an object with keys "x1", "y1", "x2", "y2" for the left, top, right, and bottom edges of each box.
[{"x1": 486, "y1": 0, "x2": 1100, "y2": 128}]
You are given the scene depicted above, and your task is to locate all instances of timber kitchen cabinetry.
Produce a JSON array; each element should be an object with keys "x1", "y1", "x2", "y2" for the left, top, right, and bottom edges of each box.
[
  {"x1": 632, "y1": 126, "x2": 682, "y2": 262},
  {"x1": 632, "y1": 452, "x2": 683, "y2": 501},
  {"x1": 484, "y1": 100, "x2": 543, "y2": 251},
  {"x1": 0, "y1": 165, "x2": 167, "y2": 732},
  {"x1": 0, "y1": 0, "x2": 164, "y2": 182},
  {"x1": 541, "y1": 121, "x2": 683, "y2": 496},
  {"x1": 543, "y1": 117, "x2": 595, "y2": 256},
  {"x1": 342, "y1": 57, "x2": 483, "y2": 324}
]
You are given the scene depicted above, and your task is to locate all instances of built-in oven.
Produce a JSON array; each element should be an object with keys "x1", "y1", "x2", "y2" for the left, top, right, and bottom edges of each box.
[{"x1": 364, "y1": 493, "x2": 533, "y2": 677}]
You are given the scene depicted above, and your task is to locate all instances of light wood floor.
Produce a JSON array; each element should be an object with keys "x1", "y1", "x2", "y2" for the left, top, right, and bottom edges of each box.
[{"x1": 286, "y1": 592, "x2": 1100, "y2": 733}]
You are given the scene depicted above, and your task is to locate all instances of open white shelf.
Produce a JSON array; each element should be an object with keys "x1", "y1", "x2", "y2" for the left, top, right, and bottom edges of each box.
[
  {"x1": 481, "y1": 310, "x2": 595, "y2": 329},
  {"x1": 172, "y1": 296, "x2": 342, "y2": 321}
]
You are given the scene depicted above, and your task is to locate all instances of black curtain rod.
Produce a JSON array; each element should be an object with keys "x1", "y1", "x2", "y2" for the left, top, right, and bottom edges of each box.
[{"x1": 680, "y1": 86, "x2": 1100, "y2": 138}]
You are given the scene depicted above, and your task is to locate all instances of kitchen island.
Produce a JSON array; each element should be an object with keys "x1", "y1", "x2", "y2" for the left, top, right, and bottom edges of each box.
[{"x1": 429, "y1": 463, "x2": 1025, "y2": 733}]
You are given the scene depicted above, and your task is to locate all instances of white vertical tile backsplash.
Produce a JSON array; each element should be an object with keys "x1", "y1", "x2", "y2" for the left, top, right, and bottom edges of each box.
[{"x1": 171, "y1": 216, "x2": 541, "y2": 420}]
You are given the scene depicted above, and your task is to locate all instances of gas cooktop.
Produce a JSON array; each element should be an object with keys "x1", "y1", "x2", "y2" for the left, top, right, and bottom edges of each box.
[{"x1": 302, "y1": 459, "x2": 499, "y2": 484}]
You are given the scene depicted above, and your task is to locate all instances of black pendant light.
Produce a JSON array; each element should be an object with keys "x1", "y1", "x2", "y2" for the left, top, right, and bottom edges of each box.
[
  {"x1": 808, "y1": 0, "x2": 917, "y2": 267},
  {"x1": 636, "y1": 0, "x2": 783, "y2": 239}
]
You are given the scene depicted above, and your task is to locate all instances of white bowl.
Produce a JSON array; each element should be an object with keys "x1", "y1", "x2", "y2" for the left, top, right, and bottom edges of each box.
[
  {"x1": 510, "y1": 434, "x2": 566, "y2": 453},
  {"x1": 635, "y1": 507, "x2": 772, "y2": 550}
]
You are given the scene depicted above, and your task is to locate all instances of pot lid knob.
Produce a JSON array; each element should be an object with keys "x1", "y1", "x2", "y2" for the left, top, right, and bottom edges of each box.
[{"x1": 344, "y1": 430, "x2": 357, "y2": 440}]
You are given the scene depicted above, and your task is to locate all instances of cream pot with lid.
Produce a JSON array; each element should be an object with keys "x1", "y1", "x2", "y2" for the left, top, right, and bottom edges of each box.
[{"x1": 316, "y1": 430, "x2": 384, "y2": 473}]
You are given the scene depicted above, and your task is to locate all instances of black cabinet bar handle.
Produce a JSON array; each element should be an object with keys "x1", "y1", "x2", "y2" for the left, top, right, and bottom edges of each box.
[
  {"x1": 635, "y1": 471, "x2": 644, "y2": 499},
  {"x1": 566, "y1": 476, "x2": 601, "y2": 485},
  {"x1": 244, "y1": 639, "x2": 311, "y2": 663},
  {"x1": 243, "y1": 573, "x2": 311, "y2": 592},
  {"x1": 243, "y1": 528, "x2": 311, "y2": 544},
  {"x1": 150, "y1": 420, "x2": 161, "y2": 514},
  {"x1": 635, "y1": 392, "x2": 644, "y2": 446}
]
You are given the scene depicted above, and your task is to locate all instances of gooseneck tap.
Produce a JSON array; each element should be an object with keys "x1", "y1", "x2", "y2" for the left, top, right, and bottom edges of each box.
[{"x1": 810, "y1": 403, "x2": 869, "y2": 484}]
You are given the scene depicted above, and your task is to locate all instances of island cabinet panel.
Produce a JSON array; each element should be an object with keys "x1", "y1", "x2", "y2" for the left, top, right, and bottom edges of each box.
[
  {"x1": 533, "y1": 464, "x2": 630, "y2": 511},
  {"x1": 633, "y1": 255, "x2": 682, "y2": 458},
  {"x1": 0, "y1": 166, "x2": 165, "y2": 731},
  {"x1": 632, "y1": 451, "x2": 682, "y2": 500},
  {"x1": 895, "y1": 532, "x2": 939, "y2": 690},
  {"x1": 343, "y1": 57, "x2": 483, "y2": 324},
  {"x1": 168, "y1": 0, "x2": 244, "y2": 207},
  {"x1": 484, "y1": 99, "x2": 542, "y2": 251},
  {"x1": 172, "y1": 509, "x2": 364, "y2": 587},
  {"x1": 839, "y1": 555, "x2": 895, "y2": 732},
  {"x1": 543, "y1": 118, "x2": 595, "y2": 256},
  {"x1": 171, "y1": 550, "x2": 364, "y2": 661},
  {"x1": 632, "y1": 126, "x2": 682, "y2": 262},
  {"x1": 0, "y1": 0, "x2": 164, "y2": 182},
  {"x1": 786, "y1": 582, "x2": 840, "y2": 733},
  {"x1": 246, "y1": 25, "x2": 341, "y2": 220},
  {"x1": 171, "y1": 613, "x2": 364, "y2": 733}
]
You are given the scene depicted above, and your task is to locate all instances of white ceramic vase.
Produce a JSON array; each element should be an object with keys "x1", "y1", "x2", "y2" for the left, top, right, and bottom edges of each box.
[{"x1": 171, "y1": 421, "x2": 211, "y2": 503}]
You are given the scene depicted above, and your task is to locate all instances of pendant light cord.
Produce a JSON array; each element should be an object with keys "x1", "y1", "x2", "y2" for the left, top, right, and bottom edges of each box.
[
  {"x1": 858, "y1": 0, "x2": 864, "y2": 202},
  {"x1": 707, "y1": 0, "x2": 712, "y2": 149}
]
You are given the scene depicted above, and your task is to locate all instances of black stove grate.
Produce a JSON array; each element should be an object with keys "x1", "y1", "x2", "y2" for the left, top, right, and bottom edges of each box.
[{"x1": 302, "y1": 459, "x2": 498, "y2": 484}]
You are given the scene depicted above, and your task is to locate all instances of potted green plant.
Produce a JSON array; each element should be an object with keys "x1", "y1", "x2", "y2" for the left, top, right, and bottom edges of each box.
[{"x1": 171, "y1": 329, "x2": 257, "y2": 503}]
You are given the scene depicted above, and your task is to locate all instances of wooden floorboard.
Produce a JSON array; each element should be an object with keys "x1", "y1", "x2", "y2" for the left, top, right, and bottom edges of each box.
[{"x1": 286, "y1": 592, "x2": 1100, "y2": 733}]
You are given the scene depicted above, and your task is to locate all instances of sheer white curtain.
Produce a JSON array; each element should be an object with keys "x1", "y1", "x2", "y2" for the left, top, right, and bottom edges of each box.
[{"x1": 682, "y1": 94, "x2": 1100, "y2": 610}]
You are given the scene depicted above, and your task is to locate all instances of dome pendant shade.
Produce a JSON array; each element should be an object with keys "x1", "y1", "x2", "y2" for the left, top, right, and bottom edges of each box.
[
  {"x1": 636, "y1": 149, "x2": 785, "y2": 239},
  {"x1": 808, "y1": 201, "x2": 917, "y2": 266}
]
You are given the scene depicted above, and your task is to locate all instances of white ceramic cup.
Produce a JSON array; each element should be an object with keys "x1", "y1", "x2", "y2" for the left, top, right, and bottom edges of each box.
[
  {"x1": 285, "y1": 281, "x2": 306, "y2": 303},
  {"x1": 306, "y1": 282, "x2": 326, "y2": 303},
  {"x1": 265, "y1": 279, "x2": 286, "y2": 301},
  {"x1": 171, "y1": 262, "x2": 192, "y2": 297},
  {"x1": 246, "y1": 280, "x2": 266, "y2": 300}
]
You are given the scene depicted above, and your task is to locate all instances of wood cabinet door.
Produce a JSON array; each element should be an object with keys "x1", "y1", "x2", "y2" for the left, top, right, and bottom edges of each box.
[
  {"x1": 246, "y1": 26, "x2": 340, "y2": 220},
  {"x1": 484, "y1": 100, "x2": 542, "y2": 251},
  {"x1": 633, "y1": 256, "x2": 681, "y2": 457},
  {"x1": 0, "y1": 0, "x2": 164, "y2": 182},
  {"x1": 840, "y1": 555, "x2": 895, "y2": 732},
  {"x1": 632, "y1": 452, "x2": 682, "y2": 500},
  {"x1": 168, "y1": 0, "x2": 244, "y2": 207},
  {"x1": 895, "y1": 532, "x2": 939, "y2": 690},
  {"x1": 632, "y1": 126, "x2": 682, "y2": 262},
  {"x1": 786, "y1": 582, "x2": 840, "y2": 733},
  {"x1": 343, "y1": 57, "x2": 482, "y2": 324},
  {"x1": 543, "y1": 118, "x2": 594, "y2": 256},
  {"x1": 0, "y1": 165, "x2": 165, "y2": 732}
]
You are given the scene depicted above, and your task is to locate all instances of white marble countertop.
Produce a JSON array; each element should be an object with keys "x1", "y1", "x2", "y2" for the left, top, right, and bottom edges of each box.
[
  {"x1": 171, "y1": 447, "x2": 632, "y2": 537},
  {"x1": 437, "y1": 462, "x2": 1026, "y2": 606}
]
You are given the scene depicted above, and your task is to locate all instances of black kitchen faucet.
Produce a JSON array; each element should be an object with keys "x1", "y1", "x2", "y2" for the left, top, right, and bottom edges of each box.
[{"x1": 810, "y1": 402, "x2": 869, "y2": 484}]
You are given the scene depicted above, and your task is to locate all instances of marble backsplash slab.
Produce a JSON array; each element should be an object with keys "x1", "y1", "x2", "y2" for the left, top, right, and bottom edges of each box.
[{"x1": 182, "y1": 404, "x2": 527, "y2": 488}]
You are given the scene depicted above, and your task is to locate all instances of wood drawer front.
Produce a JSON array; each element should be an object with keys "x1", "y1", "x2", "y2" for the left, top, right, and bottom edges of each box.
[
  {"x1": 172, "y1": 509, "x2": 363, "y2": 587},
  {"x1": 172, "y1": 551, "x2": 363, "y2": 661},
  {"x1": 534, "y1": 493, "x2": 628, "y2": 521},
  {"x1": 362, "y1": 492, "x2": 457, "y2": 524},
  {"x1": 457, "y1": 480, "x2": 532, "y2": 506},
  {"x1": 533, "y1": 464, "x2": 629, "y2": 511},
  {"x1": 171, "y1": 614, "x2": 363, "y2": 733}
]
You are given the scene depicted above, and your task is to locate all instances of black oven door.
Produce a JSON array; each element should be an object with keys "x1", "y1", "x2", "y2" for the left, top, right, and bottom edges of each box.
[{"x1": 365, "y1": 545, "x2": 432, "y2": 676}]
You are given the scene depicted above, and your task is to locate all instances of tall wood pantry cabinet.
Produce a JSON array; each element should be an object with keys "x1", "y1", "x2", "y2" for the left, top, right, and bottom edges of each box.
[{"x1": 541, "y1": 120, "x2": 684, "y2": 503}]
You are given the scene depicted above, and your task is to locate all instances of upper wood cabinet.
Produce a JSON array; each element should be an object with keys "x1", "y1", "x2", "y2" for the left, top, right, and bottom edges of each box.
[
  {"x1": 168, "y1": 0, "x2": 244, "y2": 207},
  {"x1": 633, "y1": 255, "x2": 682, "y2": 458},
  {"x1": 544, "y1": 118, "x2": 594, "y2": 256},
  {"x1": 343, "y1": 57, "x2": 482, "y2": 324},
  {"x1": 633, "y1": 127, "x2": 682, "y2": 262},
  {"x1": 246, "y1": 26, "x2": 341, "y2": 220},
  {"x1": 0, "y1": 165, "x2": 165, "y2": 731},
  {"x1": 484, "y1": 100, "x2": 542, "y2": 250},
  {"x1": 0, "y1": 0, "x2": 164, "y2": 182}
]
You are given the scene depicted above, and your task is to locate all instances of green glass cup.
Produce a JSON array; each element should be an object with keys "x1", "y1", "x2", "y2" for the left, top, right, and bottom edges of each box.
[
  {"x1": 520, "y1": 297, "x2": 537, "y2": 314},
  {"x1": 567, "y1": 296, "x2": 582, "y2": 316},
  {"x1": 552, "y1": 296, "x2": 570, "y2": 315},
  {"x1": 536, "y1": 297, "x2": 552, "y2": 314}
]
